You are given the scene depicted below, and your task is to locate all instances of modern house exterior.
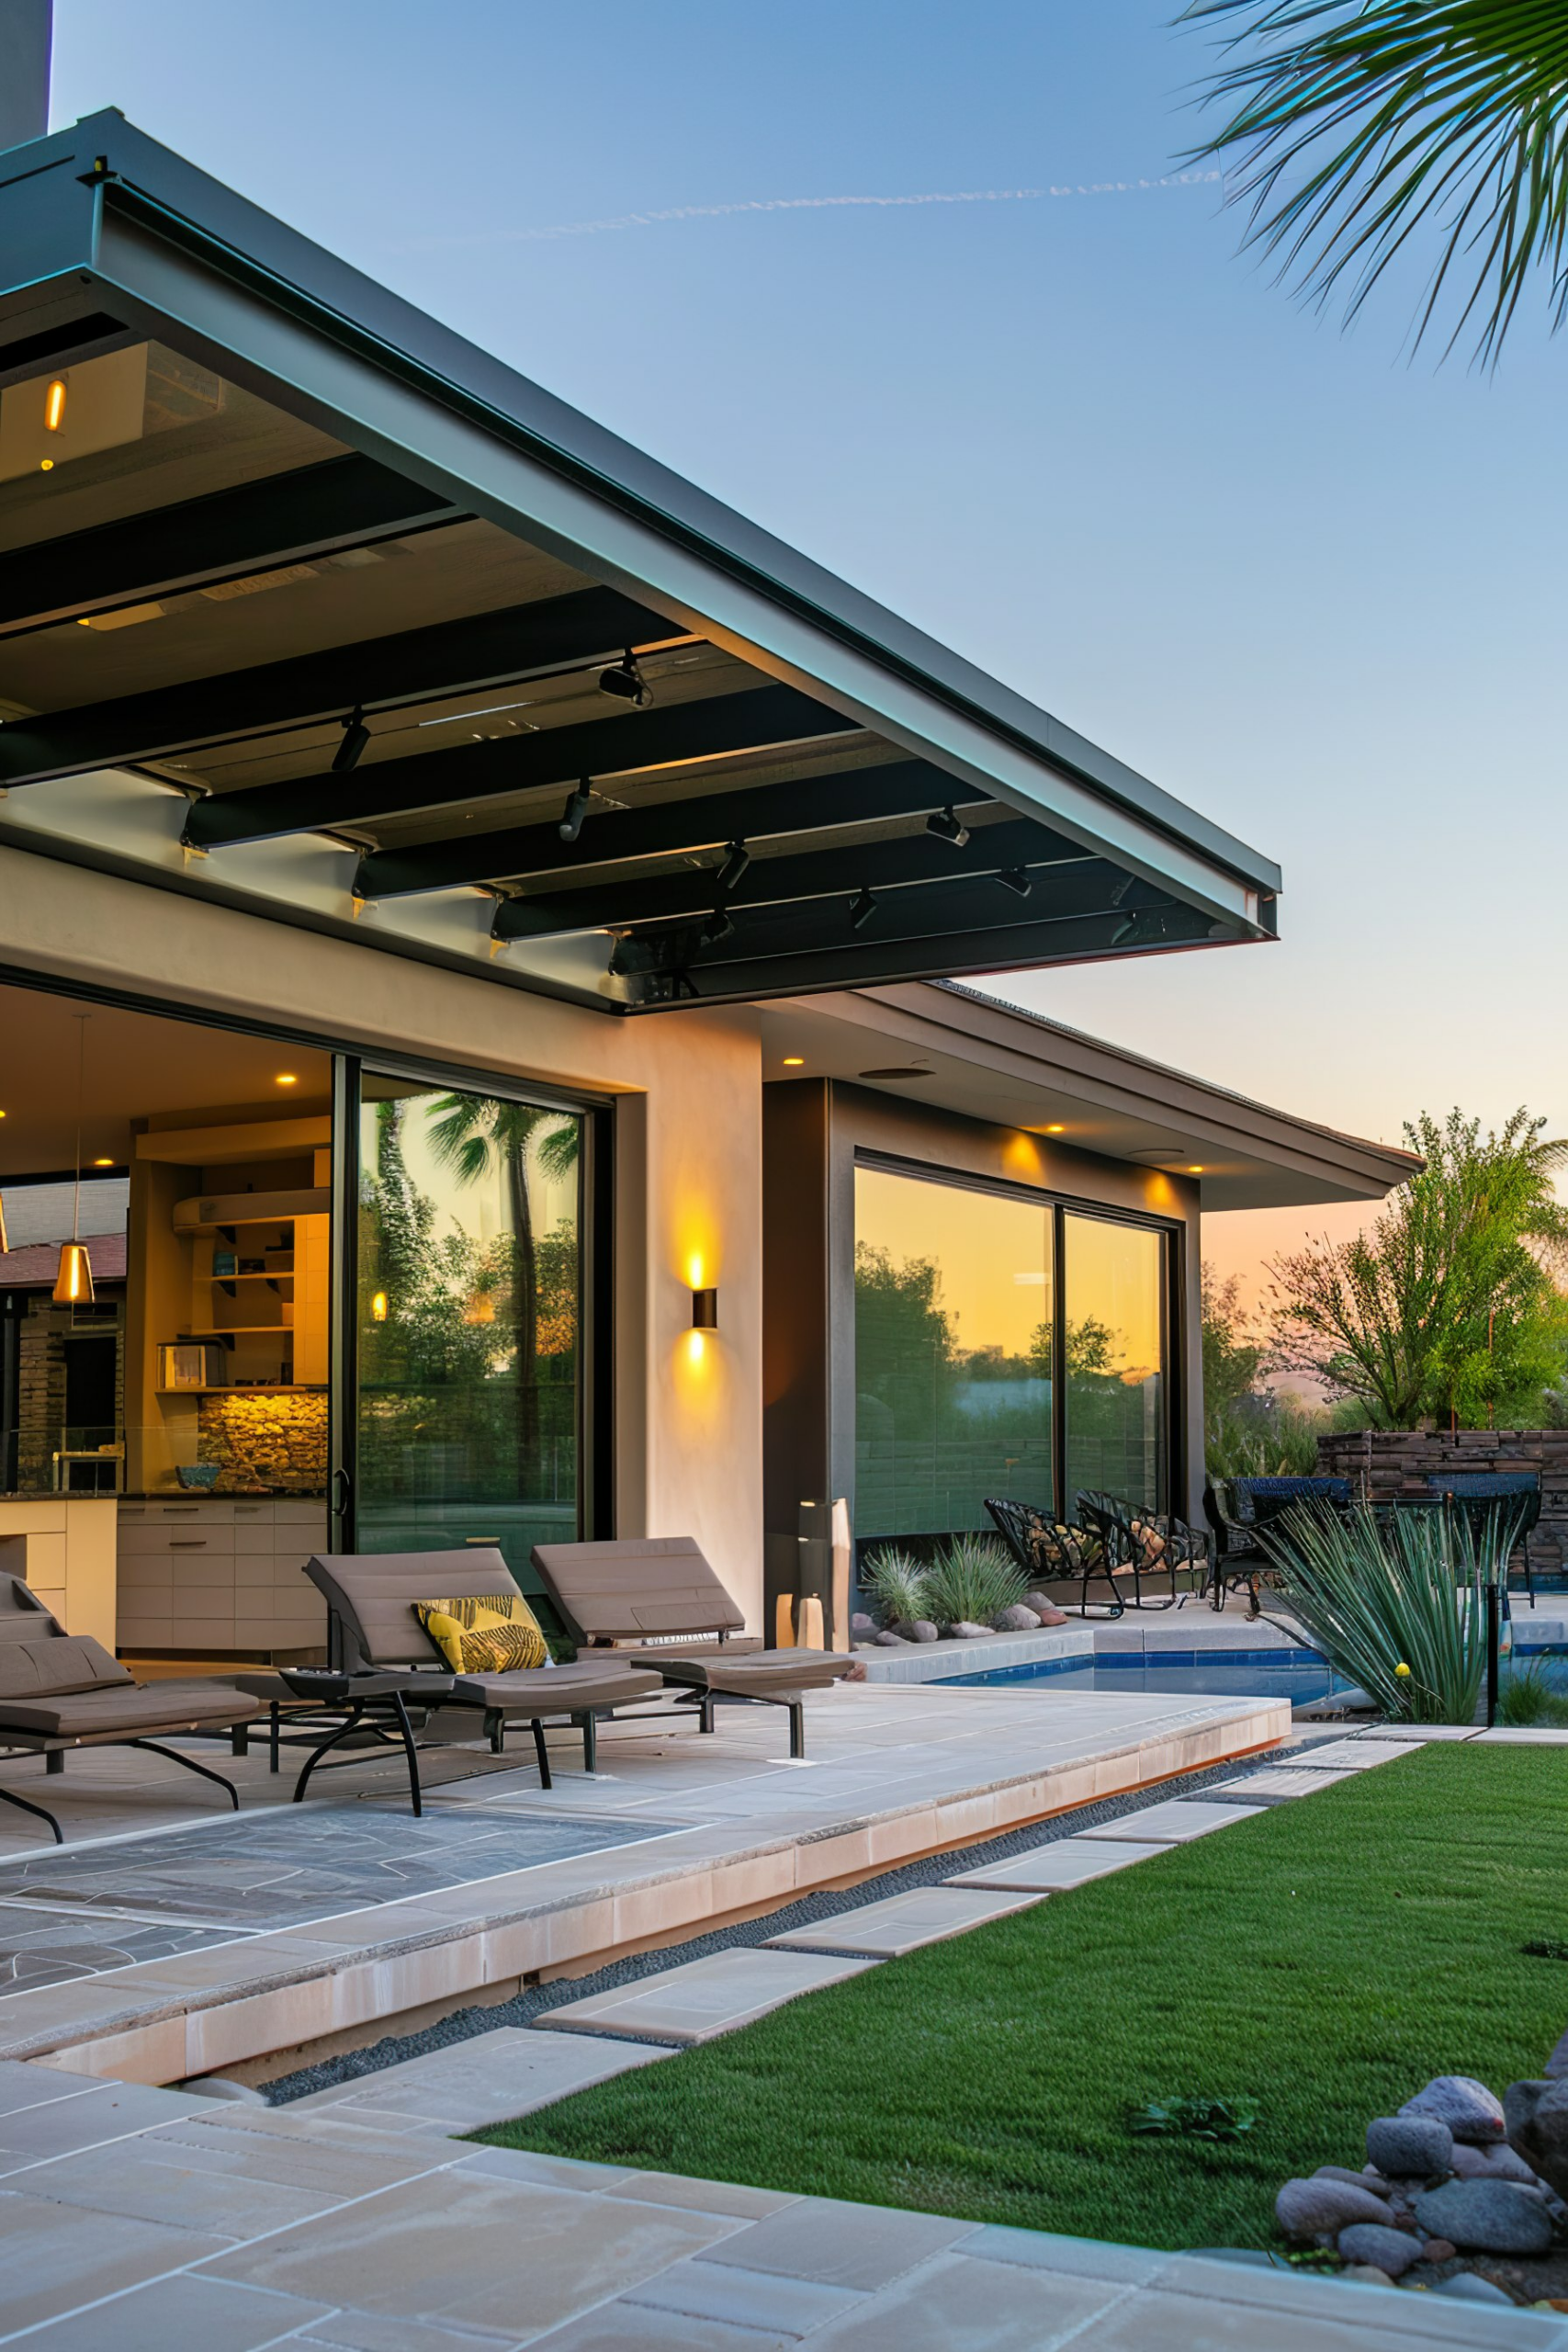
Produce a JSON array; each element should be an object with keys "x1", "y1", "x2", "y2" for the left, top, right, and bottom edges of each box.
[{"x1": 0, "y1": 99, "x2": 1418, "y2": 1659}]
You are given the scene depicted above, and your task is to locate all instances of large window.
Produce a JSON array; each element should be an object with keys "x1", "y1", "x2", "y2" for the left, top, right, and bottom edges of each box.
[
  {"x1": 355, "y1": 1077, "x2": 584, "y2": 1591},
  {"x1": 853, "y1": 1165, "x2": 1054, "y2": 1538},
  {"x1": 852, "y1": 1163, "x2": 1170, "y2": 1539},
  {"x1": 1062, "y1": 1214, "x2": 1166, "y2": 1511}
]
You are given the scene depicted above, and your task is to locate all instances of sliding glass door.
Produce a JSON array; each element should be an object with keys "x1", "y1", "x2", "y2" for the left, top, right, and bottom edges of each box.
[
  {"x1": 350, "y1": 1073, "x2": 585, "y2": 1592},
  {"x1": 1062, "y1": 1214, "x2": 1166, "y2": 1510}
]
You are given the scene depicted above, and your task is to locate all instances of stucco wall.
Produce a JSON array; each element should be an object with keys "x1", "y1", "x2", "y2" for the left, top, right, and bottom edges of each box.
[{"x1": 0, "y1": 846, "x2": 767, "y2": 1627}]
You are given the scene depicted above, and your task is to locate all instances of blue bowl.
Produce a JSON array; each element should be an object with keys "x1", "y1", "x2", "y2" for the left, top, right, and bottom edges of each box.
[{"x1": 175, "y1": 1462, "x2": 221, "y2": 1491}]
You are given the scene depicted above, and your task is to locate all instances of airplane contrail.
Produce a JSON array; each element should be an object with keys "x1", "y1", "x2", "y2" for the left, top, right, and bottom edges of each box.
[{"x1": 401, "y1": 171, "x2": 1223, "y2": 250}]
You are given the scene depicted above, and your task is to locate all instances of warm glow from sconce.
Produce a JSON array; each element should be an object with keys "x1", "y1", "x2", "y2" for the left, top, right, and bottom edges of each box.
[
  {"x1": 686, "y1": 1329, "x2": 706, "y2": 1367},
  {"x1": 1187, "y1": 1165, "x2": 1205, "y2": 1174},
  {"x1": 44, "y1": 379, "x2": 66, "y2": 432},
  {"x1": 685, "y1": 1252, "x2": 705, "y2": 1292},
  {"x1": 1003, "y1": 1134, "x2": 1043, "y2": 1179},
  {"x1": 370, "y1": 1291, "x2": 389, "y2": 1322},
  {"x1": 276, "y1": 1072, "x2": 299, "y2": 1087}
]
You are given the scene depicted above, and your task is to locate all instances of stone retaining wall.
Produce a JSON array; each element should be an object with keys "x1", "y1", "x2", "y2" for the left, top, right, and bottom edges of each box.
[{"x1": 1315, "y1": 1429, "x2": 1568, "y2": 1574}]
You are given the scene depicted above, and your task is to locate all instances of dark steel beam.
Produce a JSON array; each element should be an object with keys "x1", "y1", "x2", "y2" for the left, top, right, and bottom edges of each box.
[
  {"x1": 494, "y1": 818, "x2": 1078, "y2": 942},
  {"x1": 0, "y1": 454, "x2": 463, "y2": 636},
  {"x1": 622, "y1": 900, "x2": 1233, "y2": 1009},
  {"x1": 186, "y1": 681, "x2": 860, "y2": 852},
  {"x1": 355, "y1": 759, "x2": 998, "y2": 899},
  {"x1": 0, "y1": 583, "x2": 666, "y2": 790}
]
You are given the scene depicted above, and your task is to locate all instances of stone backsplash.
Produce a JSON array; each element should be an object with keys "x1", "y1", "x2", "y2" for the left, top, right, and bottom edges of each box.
[{"x1": 197, "y1": 1391, "x2": 328, "y2": 1492}]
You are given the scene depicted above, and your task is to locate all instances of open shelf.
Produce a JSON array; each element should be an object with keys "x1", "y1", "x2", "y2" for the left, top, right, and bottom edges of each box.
[{"x1": 155, "y1": 1384, "x2": 326, "y2": 1396}]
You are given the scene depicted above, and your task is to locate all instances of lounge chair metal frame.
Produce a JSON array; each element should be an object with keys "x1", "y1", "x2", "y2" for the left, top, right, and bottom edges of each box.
[
  {"x1": 982, "y1": 1497, "x2": 1129, "y2": 1620},
  {"x1": 1073, "y1": 1489, "x2": 1213, "y2": 1613}
]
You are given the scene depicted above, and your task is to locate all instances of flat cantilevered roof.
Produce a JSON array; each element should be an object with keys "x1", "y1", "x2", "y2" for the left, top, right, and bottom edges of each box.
[{"x1": 0, "y1": 111, "x2": 1280, "y2": 1013}]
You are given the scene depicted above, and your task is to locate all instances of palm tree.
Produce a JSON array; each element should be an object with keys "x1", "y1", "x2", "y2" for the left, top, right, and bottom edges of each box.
[
  {"x1": 1181, "y1": 2, "x2": 1568, "y2": 362},
  {"x1": 424, "y1": 1096, "x2": 579, "y2": 1475}
]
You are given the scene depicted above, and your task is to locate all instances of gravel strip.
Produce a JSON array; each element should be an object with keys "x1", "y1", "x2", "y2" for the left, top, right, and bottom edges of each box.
[{"x1": 268, "y1": 1735, "x2": 1344, "y2": 2103}]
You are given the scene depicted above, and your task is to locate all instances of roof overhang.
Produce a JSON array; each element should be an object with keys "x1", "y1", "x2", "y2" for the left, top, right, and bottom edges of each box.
[
  {"x1": 761, "y1": 982, "x2": 1419, "y2": 1211},
  {"x1": 0, "y1": 114, "x2": 1280, "y2": 1013}
]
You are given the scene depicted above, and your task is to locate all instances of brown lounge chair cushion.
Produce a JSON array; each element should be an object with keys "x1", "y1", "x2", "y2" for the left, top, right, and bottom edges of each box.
[
  {"x1": 625, "y1": 1645, "x2": 852, "y2": 1696},
  {"x1": 0, "y1": 1679, "x2": 262, "y2": 1742},
  {"x1": 0, "y1": 1634, "x2": 133, "y2": 1702},
  {"x1": 448, "y1": 1659, "x2": 663, "y2": 1713}
]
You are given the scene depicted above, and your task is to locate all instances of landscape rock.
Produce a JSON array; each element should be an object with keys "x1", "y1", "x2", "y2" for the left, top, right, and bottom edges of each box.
[
  {"x1": 1506, "y1": 2077, "x2": 1568, "y2": 2199},
  {"x1": 1276, "y1": 2177, "x2": 1393, "y2": 2240},
  {"x1": 1412, "y1": 2178, "x2": 1553, "y2": 2256},
  {"x1": 872, "y1": 1630, "x2": 910, "y2": 1647},
  {"x1": 1315, "y1": 2165, "x2": 1393, "y2": 2197},
  {"x1": 1431, "y1": 2273, "x2": 1515, "y2": 2307},
  {"x1": 991, "y1": 1604, "x2": 1041, "y2": 1632},
  {"x1": 1450, "y1": 2139, "x2": 1538, "y2": 2185},
  {"x1": 1366, "y1": 2114, "x2": 1453, "y2": 2178},
  {"x1": 179, "y1": 2075, "x2": 267, "y2": 2105},
  {"x1": 1022, "y1": 1592, "x2": 1069, "y2": 1626},
  {"x1": 946, "y1": 1622, "x2": 992, "y2": 1639},
  {"x1": 851, "y1": 1612, "x2": 876, "y2": 1637},
  {"x1": 1336, "y1": 2224, "x2": 1423, "y2": 2277},
  {"x1": 1421, "y1": 2238, "x2": 1456, "y2": 2262},
  {"x1": 1339, "y1": 2265, "x2": 1395, "y2": 2288},
  {"x1": 1401, "y1": 2075, "x2": 1506, "y2": 2144},
  {"x1": 908, "y1": 1621, "x2": 940, "y2": 1643}
]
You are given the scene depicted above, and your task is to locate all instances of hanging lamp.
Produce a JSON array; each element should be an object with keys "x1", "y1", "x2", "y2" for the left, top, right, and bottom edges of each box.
[{"x1": 52, "y1": 1015, "x2": 94, "y2": 1307}]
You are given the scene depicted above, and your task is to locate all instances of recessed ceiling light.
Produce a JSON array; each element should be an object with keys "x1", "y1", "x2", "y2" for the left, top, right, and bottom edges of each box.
[
  {"x1": 93, "y1": 1157, "x2": 114, "y2": 1168},
  {"x1": 276, "y1": 1073, "x2": 299, "y2": 1087},
  {"x1": 781, "y1": 1057, "x2": 805, "y2": 1067},
  {"x1": 1043, "y1": 1123, "x2": 1066, "y2": 1134},
  {"x1": 859, "y1": 1067, "x2": 933, "y2": 1080},
  {"x1": 1187, "y1": 1164, "x2": 1205, "y2": 1173}
]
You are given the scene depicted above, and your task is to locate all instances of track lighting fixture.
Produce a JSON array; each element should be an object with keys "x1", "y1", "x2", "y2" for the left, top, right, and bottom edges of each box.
[
  {"x1": 333, "y1": 706, "x2": 370, "y2": 774},
  {"x1": 598, "y1": 650, "x2": 652, "y2": 708},
  {"x1": 997, "y1": 866, "x2": 1032, "y2": 899},
  {"x1": 716, "y1": 841, "x2": 750, "y2": 895},
  {"x1": 558, "y1": 783, "x2": 592, "y2": 844},
  {"x1": 850, "y1": 886, "x2": 877, "y2": 933},
  {"x1": 701, "y1": 906, "x2": 735, "y2": 946},
  {"x1": 926, "y1": 806, "x2": 970, "y2": 849}
]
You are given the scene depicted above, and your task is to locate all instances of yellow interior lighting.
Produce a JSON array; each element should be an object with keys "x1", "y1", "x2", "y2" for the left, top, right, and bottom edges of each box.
[
  {"x1": 44, "y1": 379, "x2": 66, "y2": 432},
  {"x1": 370, "y1": 1291, "x2": 389, "y2": 1322}
]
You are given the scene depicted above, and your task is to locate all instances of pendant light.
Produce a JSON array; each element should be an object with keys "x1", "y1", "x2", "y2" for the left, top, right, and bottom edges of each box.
[
  {"x1": 0, "y1": 1187, "x2": 8, "y2": 1257},
  {"x1": 52, "y1": 1014, "x2": 95, "y2": 1307}
]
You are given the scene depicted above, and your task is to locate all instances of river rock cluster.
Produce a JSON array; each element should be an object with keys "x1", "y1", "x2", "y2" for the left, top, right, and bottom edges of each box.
[
  {"x1": 1275, "y1": 2074, "x2": 1568, "y2": 2306},
  {"x1": 857, "y1": 1591, "x2": 1069, "y2": 1646}
]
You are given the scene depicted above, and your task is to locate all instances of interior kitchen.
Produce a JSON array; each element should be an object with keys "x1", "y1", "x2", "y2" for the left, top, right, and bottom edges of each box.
[{"x1": 0, "y1": 983, "x2": 333, "y2": 1660}]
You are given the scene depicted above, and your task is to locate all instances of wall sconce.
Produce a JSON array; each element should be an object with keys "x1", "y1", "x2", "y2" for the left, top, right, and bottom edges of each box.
[
  {"x1": 369, "y1": 1291, "x2": 389, "y2": 1323},
  {"x1": 691, "y1": 1287, "x2": 718, "y2": 1330}
]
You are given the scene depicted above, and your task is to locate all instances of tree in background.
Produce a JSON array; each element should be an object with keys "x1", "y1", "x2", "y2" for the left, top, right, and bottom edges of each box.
[
  {"x1": 1181, "y1": 2, "x2": 1568, "y2": 362},
  {"x1": 1269, "y1": 1108, "x2": 1568, "y2": 1429},
  {"x1": 1201, "y1": 1264, "x2": 1331, "y2": 1477}
]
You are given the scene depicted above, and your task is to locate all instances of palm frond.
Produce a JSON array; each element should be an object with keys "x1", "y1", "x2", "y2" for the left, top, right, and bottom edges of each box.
[{"x1": 1179, "y1": 1, "x2": 1568, "y2": 361}]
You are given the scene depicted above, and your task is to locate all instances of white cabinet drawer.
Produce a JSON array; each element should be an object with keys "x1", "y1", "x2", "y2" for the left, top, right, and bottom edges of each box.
[{"x1": 118, "y1": 1521, "x2": 236, "y2": 1559}]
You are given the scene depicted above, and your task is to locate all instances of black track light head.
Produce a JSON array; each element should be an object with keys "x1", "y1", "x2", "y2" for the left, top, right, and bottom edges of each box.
[
  {"x1": 997, "y1": 866, "x2": 1032, "y2": 899},
  {"x1": 558, "y1": 784, "x2": 593, "y2": 844},
  {"x1": 333, "y1": 706, "x2": 370, "y2": 774},
  {"x1": 850, "y1": 885, "x2": 877, "y2": 933},
  {"x1": 598, "y1": 650, "x2": 652, "y2": 708},
  {"x1": 926, "y1": 806, "x2": 970, "y2": 849},
  {"x1": 716, "y1": 841, "x2": 750, "y2": 895},
  {"x1": 701, "y1": 906, "x2": 735, "y2": 946}
]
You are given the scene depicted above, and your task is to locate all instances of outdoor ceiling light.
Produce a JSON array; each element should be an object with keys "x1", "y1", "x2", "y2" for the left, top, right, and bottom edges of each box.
[
  {"x1": 782, "y1": 1056, "x2": 805, "y2": 1067},
  {"x1": 692, "y1": 1287, "x2": 718, "y2": 1330},
  {"x1": 333, "y1": 706, "x2": 370, "y2": 774},
  {"x1": 701, "y1": 906, "x2": 735, "y2": 946},
  {"x1": 598, "y1": 650, "x2": 652, "y2": 708},
  {"x1": 716, "y1": 841, "x2": 750, "y2": 894},
  {"x1": 44, "y1": 378, "x2": 66, "y2": 432},
  {"x1": 997, "y1": 867, "x2": 1032, "y2": 899},
  {"x1": 849, "y1": 886, "x2": 877, "y2": 933},
  {"x1": 926, "y1": 806, "x2": 970, "y2": 848},
  {"x1": 558, "y1": 783, "x2": 592, "y2": 844}
]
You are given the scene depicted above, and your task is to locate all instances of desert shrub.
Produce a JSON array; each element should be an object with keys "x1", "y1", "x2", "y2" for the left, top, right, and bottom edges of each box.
[{"x1": 925, "y1": 1534, "x2": 1027, "y2": 1628}]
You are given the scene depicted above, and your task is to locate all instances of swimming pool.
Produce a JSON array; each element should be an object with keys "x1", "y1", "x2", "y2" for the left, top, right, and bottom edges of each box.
[{"x1": 939, "y1": 1647, "x2": 1348, "y2": 1704}]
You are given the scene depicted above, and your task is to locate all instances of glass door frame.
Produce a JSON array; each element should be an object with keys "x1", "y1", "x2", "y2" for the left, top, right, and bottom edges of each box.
[
  {"x1": 849, "y1": 1148, "x2": 1187, "y2": 1528},
  {"x1": 328, "y1": 1051, "x2": 614, "y2": 1557}
]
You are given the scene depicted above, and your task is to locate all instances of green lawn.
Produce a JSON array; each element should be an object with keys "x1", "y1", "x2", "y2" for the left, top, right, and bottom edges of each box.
[{"x1": 479, "y1": 1747, "x2": 1568, "y2": 2251}]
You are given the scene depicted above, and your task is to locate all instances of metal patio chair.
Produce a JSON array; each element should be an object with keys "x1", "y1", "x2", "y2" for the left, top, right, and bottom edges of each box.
[{"x1": 1074, "y1": 1489, "x2": 1213, "y2": 1612}]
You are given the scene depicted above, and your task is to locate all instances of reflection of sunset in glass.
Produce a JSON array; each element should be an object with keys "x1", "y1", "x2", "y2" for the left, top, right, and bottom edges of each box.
[
  {"x1": 1066, "y1": 1213, "x2": 1160, "y2": 1381},
  {"x1": 855, "y1": 1166, "x2": 1050, "y2": 1360}
]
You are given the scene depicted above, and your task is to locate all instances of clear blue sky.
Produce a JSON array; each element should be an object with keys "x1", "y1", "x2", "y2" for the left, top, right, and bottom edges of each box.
[{"x1": 50, "y1": 2, "x2": 1566, "y2": 1288}]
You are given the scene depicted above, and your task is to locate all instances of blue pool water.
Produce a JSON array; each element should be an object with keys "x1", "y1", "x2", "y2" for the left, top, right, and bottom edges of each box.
[{"x1": 939, "y1": 1648, "x2": 1346, "y2": 1704}]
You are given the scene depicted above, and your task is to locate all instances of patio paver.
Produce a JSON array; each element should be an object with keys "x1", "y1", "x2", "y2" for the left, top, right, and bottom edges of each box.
[
  {"x1": 535, "y1": 1948, "x2": 882, "y2": 2045},
  {"x1": 762, "y1": 1884, "x2": 1045, "y2": 1957},
  {"x1": 1209, "y1": 1767, "x2": 1359, "y2": 1804},
  {"x1": 945, "y1": 1837, "x2": 1170, "y2": 1890},
  {"x1": 1293, "y1": 1738, "x2": 1424, "y2": 1769},
  {"x1": 1094, "y1": 1799, "x2": 1268, "y2": 1843},
  {"x1": 291, "y1": 2024, "x2": 675, "y2": 2131}
]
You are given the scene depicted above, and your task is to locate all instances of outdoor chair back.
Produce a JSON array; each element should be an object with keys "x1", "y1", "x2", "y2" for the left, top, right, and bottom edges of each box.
[
  {"x1": 983, "y1": 1497, "x2": 1121, "y2": 1618},
  {"x1": 304, "y1": 1546, "x2": 522, "y2": 1671},
  {"x1": 530, "y1": 1535, "x2": 747, "y2": 1646},
  {"x1": 1075, "y1": 1488, "x2": 1213, "y2": 1613}
]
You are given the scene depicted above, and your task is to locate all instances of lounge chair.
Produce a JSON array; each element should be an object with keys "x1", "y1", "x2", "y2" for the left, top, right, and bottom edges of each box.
[
  {"x1": 302, "y1": 1548, "x2": 665, "y2": 1777},
  {"x1": 984, "y1": 1497, "x2": 1124, "y2": 1618},
  {"x1": 0, "y1": 1570, "x2": 261, "y2": 1843},
  {"x1": 1074, "y1": 1489, "x2": 1213, "y2": 1612},
  {"x1": 531, "y1": 1535, "x2": 856, "y2": 1758}
]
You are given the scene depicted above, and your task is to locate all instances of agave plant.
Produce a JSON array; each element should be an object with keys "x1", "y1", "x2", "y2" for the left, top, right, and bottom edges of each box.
[
  {"x1": 860, "y1": 1546, "x2": 934, "y2": 1630},
  {"x1": 1260, "y1": 1499, "x2": 1519, "y2": 1723},
  {"x1": 924, "y1": 1535, "x2": 1028, "y2": 1630}
]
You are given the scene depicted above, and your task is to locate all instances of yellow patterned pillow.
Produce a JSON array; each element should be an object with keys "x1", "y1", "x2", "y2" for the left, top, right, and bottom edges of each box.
[{"x1": 413, "y1": 1592, "x2": 548, "y2": 1673}]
